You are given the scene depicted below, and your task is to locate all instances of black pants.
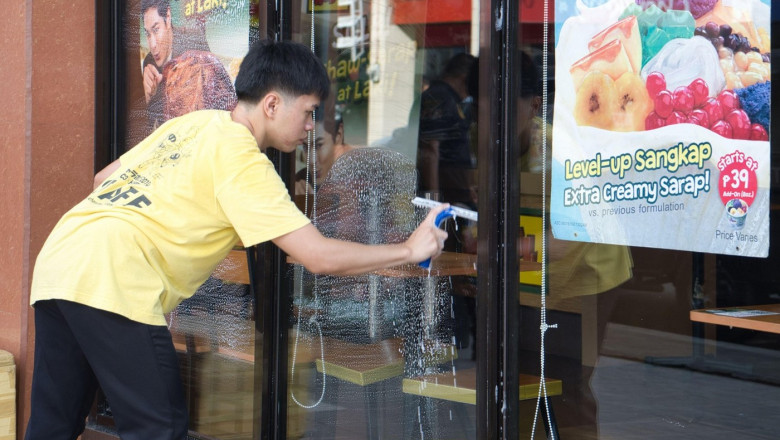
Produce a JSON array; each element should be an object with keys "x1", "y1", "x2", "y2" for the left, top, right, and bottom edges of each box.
[{"x1": 25, "y1": 300, "x2": 188, "y2": 440}]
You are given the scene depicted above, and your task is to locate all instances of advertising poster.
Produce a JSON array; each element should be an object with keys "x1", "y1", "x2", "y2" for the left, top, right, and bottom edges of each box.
[
  {"x1": 551, "y1": 0, "x2": 771, "y2": 257},
  {"x1": 139, "y1": 0, "x2": 250, "y2": 129}
]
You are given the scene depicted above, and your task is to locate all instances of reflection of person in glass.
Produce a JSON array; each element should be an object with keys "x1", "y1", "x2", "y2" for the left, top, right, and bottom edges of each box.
[
  {"x1": 516, "y1": 48, "x2": 633, "y2": 438},
  {"x1": 295, "y1": 100, "x2": 356, "y2": 195},
  {"x1": 517, "y1": 47, "x2": 632, "y2": 324},
  {"x1": 416, "y1": 53, "x2": 479, "y2": 354},
  {"x1": 516, "y1": 52, "x2": 548, "y2": 174},
  {"x1": 416, "y1": 52, "x2": 477, "y2": 208}
]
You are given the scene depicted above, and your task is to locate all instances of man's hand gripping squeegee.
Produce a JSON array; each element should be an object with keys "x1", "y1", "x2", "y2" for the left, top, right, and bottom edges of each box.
[{"x1": 412, "y1": 197, "x2": 478, "y2": 269}]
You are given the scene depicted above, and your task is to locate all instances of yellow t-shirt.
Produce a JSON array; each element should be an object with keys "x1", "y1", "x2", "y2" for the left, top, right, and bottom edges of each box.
[
  {"x1": 520, "y1": 116, "x2": 633, "y2": 297},
  {"x1": 547, "y1": 241, "x2": 633, "y2": 298},
  {"x1": 30, "y1": 110, "x2": 310, "y2": 325}
]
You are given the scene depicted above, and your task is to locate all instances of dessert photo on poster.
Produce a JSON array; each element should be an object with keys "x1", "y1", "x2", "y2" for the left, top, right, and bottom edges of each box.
[{"x1": 550, "y1": 0, "x2": 771, "y2": 257}]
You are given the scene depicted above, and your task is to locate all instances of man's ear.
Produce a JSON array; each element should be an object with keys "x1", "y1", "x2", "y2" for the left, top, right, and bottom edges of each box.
[
  {"x1": 165, "y1": 8, "x2": 172, "y2": 26},
  {"x1": 262, "y1": 92, "x2": 282, "y2": 119}
]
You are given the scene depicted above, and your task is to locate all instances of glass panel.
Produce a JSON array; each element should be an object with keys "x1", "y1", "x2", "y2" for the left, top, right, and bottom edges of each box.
[
  {"x1": 287, "y1": 0, "x2": 481, "y2": 438},
  {"x1": 516, "y1": 1, "x2": 779, "y2": 439},
  {"x1": 168, "y1": 269, "x2": 258, "y2": 438},
  {"x1": 90, "y1": 1, "x2": 260, "y2": 438}
]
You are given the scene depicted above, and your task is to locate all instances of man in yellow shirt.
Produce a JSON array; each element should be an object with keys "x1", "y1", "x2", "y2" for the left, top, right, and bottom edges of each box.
[{"x1": 26, "y1": 39, "x2": 448, "y2": 440}]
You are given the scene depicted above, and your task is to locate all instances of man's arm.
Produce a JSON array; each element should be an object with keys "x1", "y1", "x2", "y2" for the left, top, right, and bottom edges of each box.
[
  {"x1": 94, "y1": 159, "x2": 121, "y2": 190},
  {"x1": 273, "y1": 204, "x2": 449, "y2": 276}
]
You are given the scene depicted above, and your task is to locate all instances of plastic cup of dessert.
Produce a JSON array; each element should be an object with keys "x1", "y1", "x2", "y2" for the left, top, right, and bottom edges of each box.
[{"x1": 726, "y1": 198, "x2": 748, "y2": 229}]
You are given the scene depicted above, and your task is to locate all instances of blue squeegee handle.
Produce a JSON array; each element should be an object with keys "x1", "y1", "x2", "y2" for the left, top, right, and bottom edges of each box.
[{"x1": 419, "y1": 207, "x2": 456, "y2": 269}]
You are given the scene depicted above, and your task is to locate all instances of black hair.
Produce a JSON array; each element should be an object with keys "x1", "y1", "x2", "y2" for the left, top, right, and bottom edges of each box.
[
  {"x1": 442, "y1": 52, "x2": 476, "y2": 79},
  {"x1": 141, "y1": 0, "x2": 170, "y2": 19},
  {"x1": 235, "y1": 39, "x2": 330, "y2": 104},
  {"x1": 518, "y1": 50, "x2": 542, "y2": 98}
]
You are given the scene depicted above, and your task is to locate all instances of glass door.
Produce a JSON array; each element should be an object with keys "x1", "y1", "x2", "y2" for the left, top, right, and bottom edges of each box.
[
  {"x1": 91, "y1": 1, "x2": 261, "y2": 438},
  {"x1": 514, "y1": 1, "x2": 780, "y2": 439},
  {"x1": 283, "y1": 0, "x2": 486, "y2": 438}
]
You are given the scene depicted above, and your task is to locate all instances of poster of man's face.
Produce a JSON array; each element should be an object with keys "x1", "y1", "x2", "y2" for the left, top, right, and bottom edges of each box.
[
  {"x1": 142, "y1": 3, "x2": 174, "y2": 70},
  {"x1": 138, "y1": 0, "x2": 250, "y2": 129}
]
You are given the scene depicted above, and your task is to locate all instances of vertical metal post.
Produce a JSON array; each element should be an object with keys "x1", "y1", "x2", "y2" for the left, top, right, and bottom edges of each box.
[
  {"x1": 476, "y1": 0, "x2": 519, "y2": 438},
  {"x1": 94, "y1": 0, "x2": 125, "y2": 167},
  {"x1": 255, "y1": 2, "x2": 292, "y2": 439}
]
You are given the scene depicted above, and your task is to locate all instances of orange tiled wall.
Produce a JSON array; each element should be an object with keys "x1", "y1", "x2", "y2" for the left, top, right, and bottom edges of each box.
[{"x1": 0, "y1": 1, "x2": 96, "y2": 435}]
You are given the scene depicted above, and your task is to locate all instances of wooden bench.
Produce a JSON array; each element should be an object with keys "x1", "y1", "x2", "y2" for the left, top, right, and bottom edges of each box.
[
  {"x1": 310, "y1": 336, "x2": 457, "y2": 440},
  {"x1": 690, "y1": 304, "x2": 780, "y2": 334},
  {"x1": 403, "y1": 368, "x2": 562, "y2": 438}
]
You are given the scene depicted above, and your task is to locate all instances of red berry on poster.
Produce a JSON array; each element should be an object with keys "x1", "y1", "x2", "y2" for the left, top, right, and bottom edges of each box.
[
  {"x1": 701, "y1": 98, "x2": 723, "y2": 126},
  {"x1": 645, "y1": 111, "x2": 666, "y2": 130},
  {"x1": 654, "y1": 90, "x2": 674, "y2": 118},
  {"x1": 673, "y1": 86, "x2": 695, "y2": 115},
  {"x1": 725, "y1": 109, "x2": 751, "y2": 140},
  {"x1": 711, "y1": 120, "x2": 733, "y2": 138},
  {"x1": 688, "y1": 78, "x2": 709, "y2": 107},
  {"x1": 688, "y1": 114, "x2": 708, "y2": 128},
  {"x1": 645, "y1": 72, "x2": 667, "y2": 98},
  {"x1": 690, "y1": 108, "x2": 709, "y2": 127},
  {"x1": 666, "y1": 111, "x2": 686, "y2": 125},
  {"x1": 749, "y1": 124, "x2": 768, "y2": 141},
  {"x1": 717, "y1": 89, "x2": 740, "y2": 114}
]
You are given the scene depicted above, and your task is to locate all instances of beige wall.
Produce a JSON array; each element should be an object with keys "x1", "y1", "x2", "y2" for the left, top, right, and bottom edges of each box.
[{"x1": 0, "y1": 0, "x2": 95, "y2": 435}]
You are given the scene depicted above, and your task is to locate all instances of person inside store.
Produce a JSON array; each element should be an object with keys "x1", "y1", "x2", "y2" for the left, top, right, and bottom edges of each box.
[
  {"x1": 294, "y1": 97, "x2": 356, "y2": 196},
  {"x1": 416, "y1": 52, "x2": 477, "y2": 210},
  {"x1": 25, "y1": 39, "x2": 449, "y2": 440},
  {"x1": 141, "y1": 0, "x2": 211, "y2": 128},
  {"x1": 515, "y1": 51, "x2": 548, "y2": 174},
  {"x1": 414, "y1": 52, "x2": 479, "y2": 354},
  {"x1": 514, "y1": 47, "x2": 634, "y2": 438}
]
